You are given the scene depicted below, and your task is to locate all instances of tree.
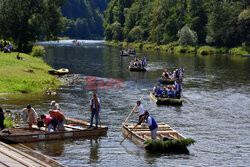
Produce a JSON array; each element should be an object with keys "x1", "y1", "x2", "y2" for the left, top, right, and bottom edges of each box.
[
  {"x1": 128, "y1": 26, "x2": 143, "y2": 42},
  {"x1": 177, "y1": 24, "x2": 198, "y2": 46},
  {"x1": 0, "y1": 0, "x2": 66, "y2": 52}
]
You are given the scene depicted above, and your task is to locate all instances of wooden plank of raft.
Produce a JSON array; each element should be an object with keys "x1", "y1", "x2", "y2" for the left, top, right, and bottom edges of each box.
[
  {"x1": 64, "y1": 125, "x2": 86, "y2": 130},
  {"x1": 127, "y1": 124, "x2": 170, "y2": 128},
  {"x1": 135, "y1": 131, "x2": 177, "y2": 135}
]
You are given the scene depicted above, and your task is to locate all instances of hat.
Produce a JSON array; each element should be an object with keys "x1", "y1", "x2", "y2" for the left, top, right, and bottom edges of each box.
[
  {"x1": 50, "y1": 101, "x2": 56, "y2": 105},
  {"x1": 27, "y1": 104, "x2": 31, "y2": 109}
]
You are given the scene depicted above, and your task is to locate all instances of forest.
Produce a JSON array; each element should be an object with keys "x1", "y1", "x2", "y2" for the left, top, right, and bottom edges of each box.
[
  {"x1": 61, "y1": 0, "x2": 110, "y2": 39},
  {"x1": 104, "y1": 0, "x2": 250, "y2": 49}
]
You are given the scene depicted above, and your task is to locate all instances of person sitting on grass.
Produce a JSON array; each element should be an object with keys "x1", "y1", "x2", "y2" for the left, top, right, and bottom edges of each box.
[
  {"x1": 0, "y1": 107, "x2": 5, "y2": 130},
  {"x1": 17, "y1": 53, "x2": 23, "y2": 60},
  {"x1": 41, "y1": 114, "x2": 58, "y2": 133},
  {"x1": 22, "y1": 105, "x2": 38, "y2": 130}
]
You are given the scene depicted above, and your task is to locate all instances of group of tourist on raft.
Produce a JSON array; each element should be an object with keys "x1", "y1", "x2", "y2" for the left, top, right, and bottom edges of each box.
[
  {"x1": 129, "y1": 56, "x2": 147, "y2": 68},
  {"x1": 120, "y1": 48, "x2": 136, "y2": 55},
  {"x1": 22, "y1": 101, "x2": 65, "y2": 133},
  {"x1": 153, "y1": 66, "x2": 184, "y2": 99},
  {"x1": 161, "y1": 65, "x2": 184, "y2": 82}
]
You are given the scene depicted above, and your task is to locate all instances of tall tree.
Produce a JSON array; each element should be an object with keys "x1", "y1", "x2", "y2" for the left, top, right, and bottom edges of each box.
[{"x1": 0, "y1": 0, "x2": 66, "y2": 52}]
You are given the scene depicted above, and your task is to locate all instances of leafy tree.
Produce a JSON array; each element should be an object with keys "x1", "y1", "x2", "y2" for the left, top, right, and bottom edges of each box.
[
  {"x1": 177, "y1": 24, "x2": 198, "y2": 46},
  {"x1": 111, "y1": 21, "x2": 123, "y2": 40},
  {"x1": 128, "y1": 26, "x2": 143, "y2": 42},
  {"x1": 0, "y1": 0, "x2": 66, "y2": 52}
]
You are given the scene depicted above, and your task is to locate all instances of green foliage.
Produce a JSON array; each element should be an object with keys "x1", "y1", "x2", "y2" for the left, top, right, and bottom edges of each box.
[
  {"x1": 177, "y1": 24, "x2": 198, "y2": 46},
  {"x1": 61, "y1": 0, "x2": 110, "y2": 39},
  {"x1": 144, "y1": 138, "x2": 195, "y2": 153},
  {"x1": 104, "y1": 0, "x2": 250, "y2": 49},
  {"x1": 229, "y1": 47, "x2": 249, "y2": 55},
  {"x1": 197, "y1": 46, "x2": 216, "y2": 55},
  {"x1": 30, "y1": 46, "x2": 46, "y2": 57},
  {"x1": 128, "y1": 26, "x2": 143, "y2": 42},
  {"x1": 0, "y1": 0, "x2": 66, "y2": 52},
  {"x1": 4, "y1": 117, "x2": 16, "y2": 128}
]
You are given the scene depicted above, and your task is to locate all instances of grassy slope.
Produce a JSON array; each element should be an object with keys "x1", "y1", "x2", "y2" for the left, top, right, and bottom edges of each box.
[{"x1": 0, "y1": 52, "x2": 61, "y2": 93}]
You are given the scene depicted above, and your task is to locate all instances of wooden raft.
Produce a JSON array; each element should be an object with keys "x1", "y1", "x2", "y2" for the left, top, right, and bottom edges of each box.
[{"x1": 0, "y1": 118, "x2": 108, "y2": 143}]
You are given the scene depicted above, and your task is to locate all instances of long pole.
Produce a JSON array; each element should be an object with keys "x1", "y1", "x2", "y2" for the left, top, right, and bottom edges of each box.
[
  {"x1": 120, "y1": 115, "x2": 145, "y2": 144},
  {"x1": 182, "y1": 95, "x2": 194, "y2": 104},
  {"x1": 122, "y1": 95, "x2": 144, "y2": 126}
]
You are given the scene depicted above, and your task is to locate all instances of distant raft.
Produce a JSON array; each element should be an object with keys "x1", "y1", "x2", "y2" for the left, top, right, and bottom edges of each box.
[
  {"x1": 150, "y1": 92, "x2": 184, "y2": 105},
  {"x1": 120, "y1": 52, "x2": 130, "y2": 56},
  {"x1": 159, "y1": 78, "x2": 175, "y2": 84},
  {"x1": 122, "y1": 123, "x2": 195, "y2": 153},
  {"x1": 49, "y1": 68, "x2": 69, "y2": 75},
  {"x1": 129, "y1": 65, "x2": 146, "y2": 72}
]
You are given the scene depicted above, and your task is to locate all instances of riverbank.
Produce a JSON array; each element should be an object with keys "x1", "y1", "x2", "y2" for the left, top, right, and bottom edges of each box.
[
  {"x1": 106, "y1": 41, "x2": 250, "y2": 56},
  {"x1": 0, "y1": 52, "x2": 62, "y2": 93}
]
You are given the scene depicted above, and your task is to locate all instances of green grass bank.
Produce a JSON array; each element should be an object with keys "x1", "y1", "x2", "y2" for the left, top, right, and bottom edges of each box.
[
  {"x1": 0, "y1": 52, "x2": 61, "y2": 93},
  {"x1": 106, "y1": 41, "x2": 249, "y2": 56}
]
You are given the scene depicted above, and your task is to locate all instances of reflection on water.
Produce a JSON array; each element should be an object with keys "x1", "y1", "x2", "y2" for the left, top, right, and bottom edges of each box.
[
  {"x1": 89, "y1": 138, "x2": 100, "y2": 164},
  {"x1": 2, "y1": 40, "x2": 250, "y2": 167}
]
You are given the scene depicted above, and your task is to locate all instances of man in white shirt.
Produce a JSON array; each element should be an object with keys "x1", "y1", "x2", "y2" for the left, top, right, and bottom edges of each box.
[
  {"x1": 51, "y1": 101, "x2": 60, "y2": 110},
  {"x1": 89, "y1": 93, "x2": 101, "y2": 128},
  {"x1": 22, "y1": 105, "x2": 38, "y2": 130},
  {"x1": 133, "y1": 101, "x2": 145, "y2": 125}
]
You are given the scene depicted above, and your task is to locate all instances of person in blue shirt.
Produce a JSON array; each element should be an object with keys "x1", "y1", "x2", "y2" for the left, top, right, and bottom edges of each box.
[
  {"x1": 144, "y1": 111, "x2": 158, "y2": 139},
  {"x1": 162, "y1": 87, "x2": 168, "y2": 98},
  {"x1": 155, "y1": 87, "x2": 162, "y2": 97}
]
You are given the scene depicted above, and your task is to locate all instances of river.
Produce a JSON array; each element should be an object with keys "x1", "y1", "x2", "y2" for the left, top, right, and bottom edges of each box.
[{"x1": 2, "y1": 40, "x2": 250, "y2": 166}]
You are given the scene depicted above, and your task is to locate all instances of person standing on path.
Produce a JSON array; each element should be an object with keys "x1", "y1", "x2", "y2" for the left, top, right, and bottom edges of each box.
[
  {"x1": 89, "y1": 93, "x2": 100, "y2": 128},
  {"x1": 133, "y1": 101, "x2": 145, "y2": 125}
]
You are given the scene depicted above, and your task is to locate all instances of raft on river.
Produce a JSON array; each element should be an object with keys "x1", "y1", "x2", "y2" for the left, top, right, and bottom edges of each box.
[
  {"x1": 150, "y1": 92, "x2": 184, "y2": 105},
  {"x1": 48, "y1": 68, "x2": 69, "y2": 75},
  {"x1": 159, "y1": 78, "x2": 175, "y2": 84},
  {"x1": 122, "y1": 123, "x2": 194, "y2": 153},
  {"x1": 129, "y1": 65, "x2": 146, "y2": 72},
  {"x1": 0, "y1": 118, "x2": 108, "y2": 143}
]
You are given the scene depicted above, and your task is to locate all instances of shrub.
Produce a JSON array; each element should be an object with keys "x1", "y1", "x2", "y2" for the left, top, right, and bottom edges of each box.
[
  {"x1": 229, "y1": 47, "x2": 248, "y2": 55},
  {"x1": 31, "y1": 46, "x2": 45, "y2": 57},
  {"x1": 197, "y1": 46, "x2": 216, "y2": 55},
  {"x1": 4, "y1": 117, "x2": 16, "y2": 128}
]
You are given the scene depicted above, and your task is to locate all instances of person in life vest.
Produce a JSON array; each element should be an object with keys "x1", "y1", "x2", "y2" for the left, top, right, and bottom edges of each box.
[
  {"x1": 89, "y1": 93, "x2": 100, "y2": 128},
  {"x1": 144, "y1": 111, "x2": 158, "y2": 139},
  {"x1": 133, "y1": 101, "x2": 145, "y2": 125}
]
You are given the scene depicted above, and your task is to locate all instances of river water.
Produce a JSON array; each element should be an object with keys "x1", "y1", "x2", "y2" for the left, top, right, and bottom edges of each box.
[{"x1": 1, "y1": 40, "x2": 250, "y2": 166}]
